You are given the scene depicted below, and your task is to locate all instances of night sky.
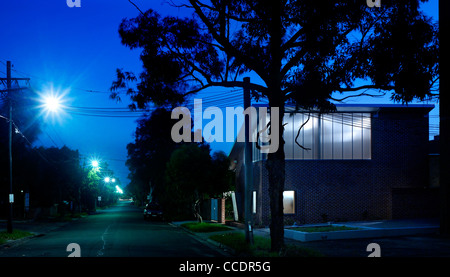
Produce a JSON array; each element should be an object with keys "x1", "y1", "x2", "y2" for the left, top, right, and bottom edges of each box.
[{"x1": 0, "y1": 0, "x2": 439, "y2": 187}]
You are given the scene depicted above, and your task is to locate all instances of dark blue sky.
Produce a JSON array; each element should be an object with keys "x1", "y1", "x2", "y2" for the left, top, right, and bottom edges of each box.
[{"x1": 0, "y1": 0, "x2": 439, "y2": 187}]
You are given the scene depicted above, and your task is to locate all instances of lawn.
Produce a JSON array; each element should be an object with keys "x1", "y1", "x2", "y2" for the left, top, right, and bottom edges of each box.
[
  {"x1": 291, "y1": 225, "x2": 359, "y2": 233},
  {"x1": 181, "y1": 222, "x2": 233, "y2": 233},
  {"x1": 209, "y1": 232, "x2": 324, "y2": 257},
  {"x1": 0, "y1": 229, "x2": 34, "y2": 245}
]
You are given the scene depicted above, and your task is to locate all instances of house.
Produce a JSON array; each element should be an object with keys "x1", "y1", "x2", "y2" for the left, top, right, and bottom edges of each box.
[{"x1": 228, "y1": 104, "x2": 439, "y2": 226}]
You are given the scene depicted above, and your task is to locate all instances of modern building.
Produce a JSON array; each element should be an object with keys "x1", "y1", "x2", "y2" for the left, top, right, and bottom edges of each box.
[{"x1": 228, "y1": 104, "x2": 439, "y2": 226}]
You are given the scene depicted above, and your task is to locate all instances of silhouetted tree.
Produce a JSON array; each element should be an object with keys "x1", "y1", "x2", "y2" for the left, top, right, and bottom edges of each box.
[
  {"x1": 113, "y1": 0, "x2": 438, "y2": 251},
  {"x1": 164, "y1": 144, "x2": 233, "y2": 220},
  {"x1": 440, "y1": 0, "x2": 450, "y2": 236},
  {"x1": 0, "y1": 88, "x2": 42, "y2": 218},
  {"x1": 125, "y1": 108, "x2": 181, "y2": 206}
]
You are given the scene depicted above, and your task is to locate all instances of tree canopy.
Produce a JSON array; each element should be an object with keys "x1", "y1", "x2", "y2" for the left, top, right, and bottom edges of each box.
[
  {"x1": 124, "y1": 107, "x2": 233, "y2": 218},
  {"x1": 164, "y1": 144, "x2": 233, "y2": 220},
  {"x1": 112, "y1": 0, "x2": 438, "y2": 109},
  {"x1": 113, "y1": 0, "x2": 439, "y2": 251}
]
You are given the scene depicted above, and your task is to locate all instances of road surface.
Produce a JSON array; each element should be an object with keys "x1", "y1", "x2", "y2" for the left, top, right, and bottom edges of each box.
[{"x1": 0, "y1": 201, "x2": 225, "y2": 257}]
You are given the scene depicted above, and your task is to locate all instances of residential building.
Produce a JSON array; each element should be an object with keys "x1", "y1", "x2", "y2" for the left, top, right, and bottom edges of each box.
[{"x1": 228, "y1": 104, "x2": 439, "y2": 226}]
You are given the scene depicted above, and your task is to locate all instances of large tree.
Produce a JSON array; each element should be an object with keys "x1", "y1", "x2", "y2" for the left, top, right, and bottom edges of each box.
[
  {"x1": 165, "y1": 144, "x2": 233, "y2": 220},
  {"x1": 113, "y1": 0, "x2": 439, "y2": 251},
  {"x1": 1, "y1": 88, "x2": 42, "y2": 218},
  {"x1": 125, "y1": 108, "x2": 181, "y2": 206}
]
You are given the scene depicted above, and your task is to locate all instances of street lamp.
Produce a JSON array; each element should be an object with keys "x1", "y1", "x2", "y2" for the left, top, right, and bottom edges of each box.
[
  {"x1": 115, "y1": 185, "x2": 123, "y2": 194},
  {"x1": 91, "y1": 160, "x2": 99, "y2": 168},
  {"x1": 2, "y1": 86, "x2": 65, "y2": 233},
  {"x1": 36, "y1": 87, "x2": 69, "y2": 123},
  {"x1": 43, "y1": 94, "x2": 63, "y2": 113}
]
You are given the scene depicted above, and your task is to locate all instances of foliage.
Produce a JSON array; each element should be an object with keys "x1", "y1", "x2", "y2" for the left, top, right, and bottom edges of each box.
[
  {"x1": 0, "y1": 229, "x2": 34, "y2": 245},
  {"x1": 124, "y1": 108, "x2": 181, "y2": 206},
  {"x1": 30, "y1": 146, "x2": 84, "y2": 208},
  {"x1": 124, "y1": 107, "x2": 233, "y2": 217},
  {"x1": 113, "y1": 0, "x2": 439, "y2": 251},
  {"x1": 0, "y1": 88, "x2": 42, "y2": 149},
  {"x1": 209, "y1": 232, "x2": 324, "y2": 257},
  {"x1": 1, "y1": 88, "x2": 42, "y2": 216},
  {"x1": 0, "y1": 88, "x2": 119, "y2": 218},
  {"x1": 181, "y1": 222, "x2": 232, "y2": 232},
  {"x1": 163, "y1": 144, "x2": 233, "y2": 220},
  {"x1": 112, "y1": 1, "x2": 438, "y2": 108}
]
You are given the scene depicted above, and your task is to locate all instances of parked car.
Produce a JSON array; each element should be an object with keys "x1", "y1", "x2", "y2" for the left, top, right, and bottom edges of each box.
[{"x1": 143, "y1": 203, "x2": 163, "y2": 221}]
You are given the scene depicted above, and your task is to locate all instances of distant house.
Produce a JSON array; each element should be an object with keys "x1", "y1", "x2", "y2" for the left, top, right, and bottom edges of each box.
[{"x1": 228, "y1": 104, "x2": 439, "y2": 226}]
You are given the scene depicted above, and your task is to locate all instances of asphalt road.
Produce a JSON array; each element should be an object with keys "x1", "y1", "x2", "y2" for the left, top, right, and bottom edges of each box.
[{"x1": 0, "y1": 201, "x2": 225, "y2": 257}]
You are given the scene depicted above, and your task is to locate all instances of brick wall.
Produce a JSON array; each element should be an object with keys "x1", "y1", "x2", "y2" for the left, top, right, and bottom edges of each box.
[{"x1": 248, "y1": 107, "x2": 438, "y2": 226}]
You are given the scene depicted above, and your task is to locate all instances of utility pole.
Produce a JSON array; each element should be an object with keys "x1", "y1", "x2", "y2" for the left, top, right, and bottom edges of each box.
[
  {"x1": 7, "y1": 61, "x2": 13, "y2": 234},
  {"x1": 0, "y1": 61, "x2": 30, "y2": 233},
  {"x1": 243, "y1": 77, "x2": 254, "y2": 244}
]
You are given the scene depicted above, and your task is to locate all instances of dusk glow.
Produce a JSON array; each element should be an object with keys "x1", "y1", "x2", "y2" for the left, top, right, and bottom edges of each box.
[{"x1": 0, "y1": 0, "x2": 444, "y2": 264}]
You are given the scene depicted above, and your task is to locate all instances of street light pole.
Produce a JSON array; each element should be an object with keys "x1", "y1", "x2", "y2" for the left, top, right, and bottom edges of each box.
[
  {"x1": 7, "y1": 61, "x2": 13, "y2": 234},
  {"x1": 243, "y1": 77, "x2": 254, "y2": 245},
  {"x1": 0, "y1": 61, "x2": 30, "y2": 233}
]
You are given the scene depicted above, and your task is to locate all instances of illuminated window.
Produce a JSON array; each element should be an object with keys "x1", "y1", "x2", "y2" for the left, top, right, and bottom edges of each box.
[
  {"x1": 253, "y1": 112, "x2": 371, "y2": 161},
  {"x1": 283, "y1": 191, "x2": 295, "y2": 214},
  {"x1": 252, "y1": 191, "x2": 257, "y2": 214}
]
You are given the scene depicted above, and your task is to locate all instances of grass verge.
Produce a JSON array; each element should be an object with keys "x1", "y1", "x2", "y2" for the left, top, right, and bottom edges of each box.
[
  {"x1": 181, "y1": 222, "x2": 232, "y2": 233},
  {"x1": 291, "y1": 225, "x2": 359, "y2": 232},
  {"x1": 0, "y1": 229, "x2": 34, "y2": 245},
  {"x1": 209, "y1": 232, "x2": 324, "y2": 257},
  {"x1": 49, "y1": 212, "x2": 89, "y2": 222}
]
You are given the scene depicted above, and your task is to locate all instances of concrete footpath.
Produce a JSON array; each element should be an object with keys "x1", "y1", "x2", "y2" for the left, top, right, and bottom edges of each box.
[
  {"x1": 281, "y1": 218, "x2": 450, "y2": 257},
  {"x1": 173, "y1": 218, "x2": 450, "y2": 257}
]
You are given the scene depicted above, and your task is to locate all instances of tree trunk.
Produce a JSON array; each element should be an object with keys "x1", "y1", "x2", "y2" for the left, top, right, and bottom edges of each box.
[
  {"x1": 266, "y1": 129, "x2": 286, "y2": 252},
  {"x1": 266, "y1": 0, "x2": 285, "y2": 252},
  {"x1": 440, "y1": 0, "x2": 450, "y2": 236}
]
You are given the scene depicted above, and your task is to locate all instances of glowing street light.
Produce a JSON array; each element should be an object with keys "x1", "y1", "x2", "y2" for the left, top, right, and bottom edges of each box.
[
  {"x1": 104, "y1": 177, "x2": 110, "y2": 183},
  {"x1": 91, "y1": 160, "x2": 99, "y2": 168},
  {"x1": 43, "y1": 94, "x2": 63, "y2": 113},
  {"x1": 115, "y1": 185, "x2": 123, "y2": 194},
  {"x1": 36, "y1": 85, "x2": 70, "y2": 123}
]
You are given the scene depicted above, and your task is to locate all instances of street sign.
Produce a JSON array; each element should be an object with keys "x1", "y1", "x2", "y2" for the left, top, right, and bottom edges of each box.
[
  {"x1": 9, "y1": 194, "x2": 14, "y2": 203},
  {"x1": 25, "y1": 193, "x2": 30, "y2": 211}
]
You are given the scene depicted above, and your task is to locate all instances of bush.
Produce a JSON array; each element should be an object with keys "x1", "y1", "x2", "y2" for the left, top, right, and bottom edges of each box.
[
  {"x1": 181, "y1": 222, "x2": 232, "y2": 232},
  {"x1": 0, "y1": 230, "x2": 34, "y2": 245}
]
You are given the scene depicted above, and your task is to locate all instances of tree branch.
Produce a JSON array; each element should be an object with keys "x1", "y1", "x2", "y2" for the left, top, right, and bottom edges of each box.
[
  {"x1": 188, "y1": 0, "x2": 270, "y2": 83},
  {"x1": 128, "y1": 0, "x2": 147, "y2": 17},
  {"x1": 182, "y1": 80, "x2": 268, "y2": 97},
  {"x1": 282, "y1": 28, "x2": 304, "y2": 52},
  {"x1": 280, "y1": 48, "x2": 307, "y2": 77},
  {"x1": 336, "y1": 85, "x2": 395, "y2": 93},
  {"x1": 330, "y1": 90, "x2": 387, "y2": 102},
  {"x1": 295, "y1": 113, "x2": 311, "y2": 151}
]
